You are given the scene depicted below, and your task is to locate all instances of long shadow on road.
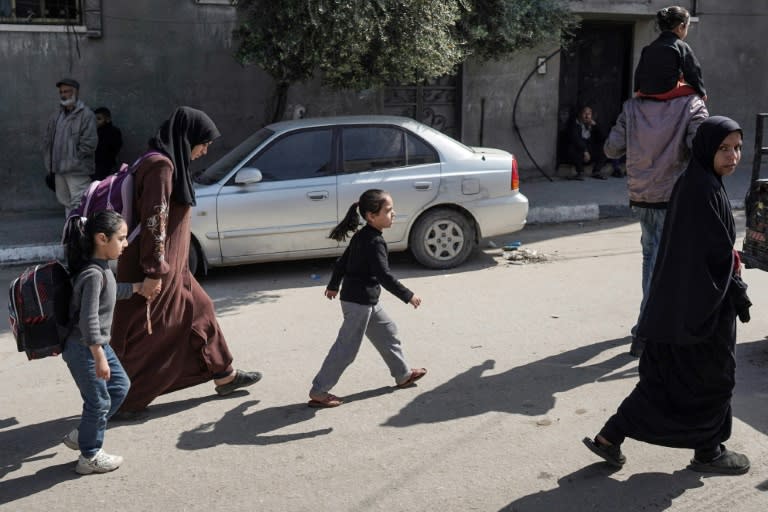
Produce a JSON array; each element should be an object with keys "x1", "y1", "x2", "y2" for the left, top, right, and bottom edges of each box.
[
  {"x1": 383, "y1": 336, "x2": 635, "y2": 427},
  {"x1": 0, "y1": 416, "x2": 79, "y2": 506},
  {"x1": 733, "y1": 338, "x2": 768, "y2": 436},
  {"x1": 176, "y1": 400, "x2": 332, "y2": 449},
  {"x1": 499, "y1": 465, "x2": 704, "y2": 512}
]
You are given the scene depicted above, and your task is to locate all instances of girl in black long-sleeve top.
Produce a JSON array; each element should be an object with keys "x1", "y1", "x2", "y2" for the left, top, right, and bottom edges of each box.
[
  {"x1": 634, "y1": 6, "x2": 706, "y2": 101},
  {"x1": 308, "y1": 189, "x2": 426, "y2": 408}
]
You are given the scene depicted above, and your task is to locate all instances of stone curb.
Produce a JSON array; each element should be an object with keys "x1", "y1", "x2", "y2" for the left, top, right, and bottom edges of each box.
[
  {"x1": 0, "y1": 199, "x2": 749, "y2": 266},
  {"x1": 0, "y1": 244, "x2": 64, "y2": 267}
]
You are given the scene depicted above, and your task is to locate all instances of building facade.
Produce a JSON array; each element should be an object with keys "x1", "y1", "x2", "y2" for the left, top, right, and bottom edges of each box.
[{"x1": 1, "y1": 1, "x2": 766, "y2": 210}]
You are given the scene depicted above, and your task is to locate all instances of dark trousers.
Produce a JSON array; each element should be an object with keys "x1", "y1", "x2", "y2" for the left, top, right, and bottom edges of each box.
[{"x1": 568, "y1": 139, "x2": 607, "y2": 175}]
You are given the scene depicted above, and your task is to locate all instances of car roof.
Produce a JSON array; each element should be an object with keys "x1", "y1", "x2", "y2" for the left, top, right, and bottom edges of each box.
[{"x1": 266, "y1": 115, "x2": 426, "y2": 132}]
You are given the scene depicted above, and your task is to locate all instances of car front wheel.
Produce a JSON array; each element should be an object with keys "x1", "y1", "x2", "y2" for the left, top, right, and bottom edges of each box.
[{"x1": 409, "y1": 208, "x2": 476, "y2": 269}]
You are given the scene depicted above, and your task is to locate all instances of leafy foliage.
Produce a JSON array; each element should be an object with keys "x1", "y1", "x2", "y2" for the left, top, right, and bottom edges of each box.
[
  {"x1": 457, "y1": 0, "x2": 576, "y2": 60},
  {"x1": 234, "y1": 0, "x2": 575, "y2": 117},
  {"x1": 235, "y1": 0, "x2": 465, "y2": 90}
]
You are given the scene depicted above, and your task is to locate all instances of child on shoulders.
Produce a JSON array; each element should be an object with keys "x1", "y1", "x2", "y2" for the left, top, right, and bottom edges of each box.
[{"x1": 634, "y1": 6, "x2": 706, "y2": 102}]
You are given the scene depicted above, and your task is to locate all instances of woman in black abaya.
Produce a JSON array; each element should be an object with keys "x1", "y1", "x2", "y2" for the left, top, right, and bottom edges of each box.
[{"x1": 583, "y1": 116, "x2": 752, "y2": 475}]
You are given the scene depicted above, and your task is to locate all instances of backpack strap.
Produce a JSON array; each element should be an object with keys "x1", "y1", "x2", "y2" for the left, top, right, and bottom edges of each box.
[{"x1": 69, "y1": 263, "x2": 107, "y2": 326}]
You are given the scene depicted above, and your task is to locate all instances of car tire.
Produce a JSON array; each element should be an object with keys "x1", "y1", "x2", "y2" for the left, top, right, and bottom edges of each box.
[
  {"x1": 188, "y1": 238, "x2": 203, "y2": 277},
  {"x1": 409, "y1": 208, "x2": 476, "y2": 269}
]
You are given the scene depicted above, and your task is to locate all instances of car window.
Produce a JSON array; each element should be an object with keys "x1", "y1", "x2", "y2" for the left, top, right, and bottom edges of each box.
[
  {"x1": 406, "y1": 133, "x2": 439, "y2": 165},
  {"x1": 343, "y1": 127, "x2": 407, "y2": 172},
  {"x1": 245, "y1": 128, "x2": 333, "y2": 181},
  {"x1": 196, "y1": 128, "x2": 274, "y2": 185}
]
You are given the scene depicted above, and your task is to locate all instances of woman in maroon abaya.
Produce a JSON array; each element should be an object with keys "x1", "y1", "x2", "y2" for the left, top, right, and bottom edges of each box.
[{"x1": 111, "y1": 107, "x2": 261, "y2": 416}]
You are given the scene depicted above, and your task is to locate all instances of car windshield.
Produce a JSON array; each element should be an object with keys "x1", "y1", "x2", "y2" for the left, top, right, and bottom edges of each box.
[{"x1": 195, "y1": 128, "x2": 275, "y2": 184}]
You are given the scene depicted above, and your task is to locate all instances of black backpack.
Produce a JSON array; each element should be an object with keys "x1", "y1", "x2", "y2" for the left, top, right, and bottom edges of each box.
[{"x1": 8, "y1": 261, "x2": 72, "y2": 360}]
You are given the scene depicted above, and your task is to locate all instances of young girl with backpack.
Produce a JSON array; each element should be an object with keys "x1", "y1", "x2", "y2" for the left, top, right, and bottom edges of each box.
[
  {"x1": 308, "y1": 189, "x2": 426, "y2": 408},
  {"x1": 61, "y1": 211, "x2": 155, "y2": 474}
]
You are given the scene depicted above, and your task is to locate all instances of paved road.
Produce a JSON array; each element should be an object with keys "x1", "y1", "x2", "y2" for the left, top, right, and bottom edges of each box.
[{"x1": 1, "y1": 215, "x2": 767, "y2": 511}]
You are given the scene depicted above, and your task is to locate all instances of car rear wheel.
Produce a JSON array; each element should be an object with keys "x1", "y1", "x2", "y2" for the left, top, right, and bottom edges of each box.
[
  {"x1": 188, "y1": 238, "x2": 203, "y2": 277},
  {"x1": 409, "y1": 208, "x2": 476, "y2": 269}
]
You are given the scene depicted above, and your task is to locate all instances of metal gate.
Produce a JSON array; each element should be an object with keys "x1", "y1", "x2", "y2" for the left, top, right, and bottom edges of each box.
[{"x1": 383, "y1": 72, "x2": 462, "y2": 139}]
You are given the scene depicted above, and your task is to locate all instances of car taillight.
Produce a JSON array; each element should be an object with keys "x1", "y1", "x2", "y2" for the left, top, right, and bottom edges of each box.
[{"x1": 511, "y1": 157, "x2": 519, "y2": 190}]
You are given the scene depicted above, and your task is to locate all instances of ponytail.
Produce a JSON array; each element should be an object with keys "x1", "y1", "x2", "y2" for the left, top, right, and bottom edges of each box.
[
  {"x1": 63, "y1": 210, "x2": 125, "y2": 274},
  {"x1": 329, "y1": 202, "x2": 361, "y2": 242},
  {"x1": 328, "y1": 189, "x2": 390, "y2": 241}
]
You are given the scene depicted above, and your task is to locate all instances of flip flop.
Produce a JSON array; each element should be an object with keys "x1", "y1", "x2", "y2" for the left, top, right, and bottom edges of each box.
[
  {"x1": 396, "y1": 368, "x2": 427, "y2": 389},
  {"x1": 582, "y1": 437, "x2": 626, "y2": 467},
  {"x1": 308, "y1": 394, "x2": 344, "y2": 408}
]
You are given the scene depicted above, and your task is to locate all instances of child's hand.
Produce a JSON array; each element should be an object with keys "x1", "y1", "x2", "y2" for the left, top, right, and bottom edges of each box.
[
  {"x1": 90, "y1": 345, "x2": 110, "y2": 380},
  {"x1": 409, "y1": 295, "x2": 422, "y2": 309},
  {"x1": 325, "y1": 289, "x2": 338, "y2": 300}
]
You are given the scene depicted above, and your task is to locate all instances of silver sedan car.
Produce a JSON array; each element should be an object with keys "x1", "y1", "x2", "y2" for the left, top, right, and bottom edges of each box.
[{"x1": 190, "y1": 115, "x2": 528, "y2": 274}]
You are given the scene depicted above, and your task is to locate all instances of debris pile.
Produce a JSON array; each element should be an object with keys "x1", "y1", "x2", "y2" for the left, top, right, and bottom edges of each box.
[{"x1": 501, "y1": 241, "x2": 551, "y2": 264}]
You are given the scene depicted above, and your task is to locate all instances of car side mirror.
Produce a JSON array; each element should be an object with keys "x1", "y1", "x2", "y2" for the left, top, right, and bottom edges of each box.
[{"x1": 235, "y1": 167, "x2": 263, "y2": 185}]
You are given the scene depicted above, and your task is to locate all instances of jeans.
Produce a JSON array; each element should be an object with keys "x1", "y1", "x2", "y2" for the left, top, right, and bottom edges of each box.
[
  {"x1": 62, "y1": 342, "x2": 130, "y2": 458},
  {"x1": 632, "y1": 206, "x2": 667, "y2": 335},
  {"x1": 311, "y1": 301, "x2": 411, "y2": 395}
]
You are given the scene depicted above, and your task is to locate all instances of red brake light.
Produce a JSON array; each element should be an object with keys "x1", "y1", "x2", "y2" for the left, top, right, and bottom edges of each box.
[{"x1": 511, "y1": 157, "x2": 519, "y2": 190}]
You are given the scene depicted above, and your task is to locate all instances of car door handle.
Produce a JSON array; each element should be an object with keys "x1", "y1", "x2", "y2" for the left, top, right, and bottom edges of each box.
[
  {"x1": 413, "y1": 181, "x2": 432, "y2": 190},
  {"x1": 307, "y1": 191, "x2": 329, "y2": 200}
]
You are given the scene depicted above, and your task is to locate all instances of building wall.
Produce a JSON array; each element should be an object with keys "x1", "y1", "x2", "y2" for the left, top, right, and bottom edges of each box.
[
  {"x1": 465, "y1": 0, "x2": 768, "y2": 180},
  {"x1": 0, "y1": 1, "x2": 272, "y2": 212},
  {"x1": 1, "y1": 1, "x2": 766, "y2": 211}
]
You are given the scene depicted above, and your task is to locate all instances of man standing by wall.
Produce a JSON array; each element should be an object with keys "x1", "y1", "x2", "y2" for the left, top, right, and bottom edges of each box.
[
  {"x1": 93, "y1": 107, "x2": 123, "y2": 180},
  {"x1": 43, "y1": 78, "x2": 97, "y2": 215},
  {"x1": 604, "y1": 94, "x2": 708, "y2": 356}
]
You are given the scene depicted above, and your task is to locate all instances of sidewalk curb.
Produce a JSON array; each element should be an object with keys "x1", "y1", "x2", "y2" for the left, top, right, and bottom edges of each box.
[
  {"x1": 0, "y1": 244, "x2": 63, "y2": 267},
  {"x1": 0, "y1": 200, "x2": 749, "y2": 267}
]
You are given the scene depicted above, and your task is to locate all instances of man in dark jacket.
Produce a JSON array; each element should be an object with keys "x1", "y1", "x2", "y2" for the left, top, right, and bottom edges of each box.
[
  {"x1": 94, "y1": 107, "x2": 123, "y2": 180},
  {"x1": 566, "y1": 106, "x2": 609, "y2": 180}
]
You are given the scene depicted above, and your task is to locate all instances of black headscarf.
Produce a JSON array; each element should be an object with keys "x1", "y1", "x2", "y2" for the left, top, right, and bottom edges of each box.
[
  {"x1": 637, "y1": 116, "x2": 742, "y2": 344},
  {"x1": 148, "y1": 106, "x2": 220, "y2": 206}
]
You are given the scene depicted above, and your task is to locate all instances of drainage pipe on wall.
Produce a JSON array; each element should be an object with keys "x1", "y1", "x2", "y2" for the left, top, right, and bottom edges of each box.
[{"x1": 511, "y1": 47, "x2": 563, "y2": 182}]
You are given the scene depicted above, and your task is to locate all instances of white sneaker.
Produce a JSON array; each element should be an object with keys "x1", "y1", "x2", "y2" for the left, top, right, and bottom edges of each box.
[
  {"x1": 75, "y1": 449, "x2": 123, "y2": 475},
  {"x1": 62, "y1": 429, "x2": 78, "y2": 450}
]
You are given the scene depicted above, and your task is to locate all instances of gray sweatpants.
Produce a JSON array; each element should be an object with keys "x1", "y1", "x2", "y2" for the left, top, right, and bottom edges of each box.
[{"x1": 311, "y1": 301, "x2": 411, "y2": 395}]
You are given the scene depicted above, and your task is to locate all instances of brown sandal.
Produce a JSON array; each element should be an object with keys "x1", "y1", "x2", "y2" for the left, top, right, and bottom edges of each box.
[
  {"x1": 396, "y1": 368, "x2": 427, "y2": 389},
  {"x1": 308, "y1": 393, "x2": 344, "y2": 408}
]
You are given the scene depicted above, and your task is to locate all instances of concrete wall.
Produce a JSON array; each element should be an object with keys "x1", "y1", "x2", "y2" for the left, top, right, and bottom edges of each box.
[
  {"x1": 0, "y1": 1, "x2": 272, "y2": 212},
  {"x1": 461, "y1": 47, "x2": 562, "y2": 178},
  {"x1": 465, "y1": 0, "x2": 768, "y2": 180},
  {"x1": 1, "y1": 0, "x2": 766, "y2": 211}
]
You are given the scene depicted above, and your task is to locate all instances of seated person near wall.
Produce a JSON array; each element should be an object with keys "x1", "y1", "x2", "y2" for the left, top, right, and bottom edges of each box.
[{"x1": 565, "y1": 106, "x2": 613, "y2": 181}]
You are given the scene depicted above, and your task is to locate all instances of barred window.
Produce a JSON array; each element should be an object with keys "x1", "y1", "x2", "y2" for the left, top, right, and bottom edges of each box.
[{"x1": 0, "y1": 0, "x2": 81, "y2": 25}]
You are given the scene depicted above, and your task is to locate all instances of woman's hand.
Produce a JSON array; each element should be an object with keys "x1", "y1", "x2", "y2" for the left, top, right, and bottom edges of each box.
[
  {"x1": 140, "y1": 278, "x2": 162, "y2": 300},
  {"x1": 90, "y1": 345, "x2": 110, "y2": 380},
  {"x1": 409, "y1": 295, "x2": 422, "y2": 309},
  {"x1": 325, "y1": 289, "x2": 338, "y2": 300}
]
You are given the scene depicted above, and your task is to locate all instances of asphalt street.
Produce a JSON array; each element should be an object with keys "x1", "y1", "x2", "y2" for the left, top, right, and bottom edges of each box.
[{"x1": 1, "y1": 215, "x2": 767, "y2": 511}]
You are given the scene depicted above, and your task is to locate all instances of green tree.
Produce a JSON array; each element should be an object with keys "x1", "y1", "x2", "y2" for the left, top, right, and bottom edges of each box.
[
  {"x1": 234, "y1": 0, "x2": 574, "y2": 122},
  {"x1": 457, "y1": 0, "x2": 575, "y2": 60}
]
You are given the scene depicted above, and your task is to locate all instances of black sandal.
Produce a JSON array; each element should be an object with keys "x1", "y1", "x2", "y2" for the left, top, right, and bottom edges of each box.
[
  {"x1": 582, "y1": 437, "x2": 626, "y2": 467},
  {"x1": 688, "y1": 446, "x2": 750, "y2": 475},
  {"x1": 215, "y1": 369, "x2": 263, "y2": 396}
]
